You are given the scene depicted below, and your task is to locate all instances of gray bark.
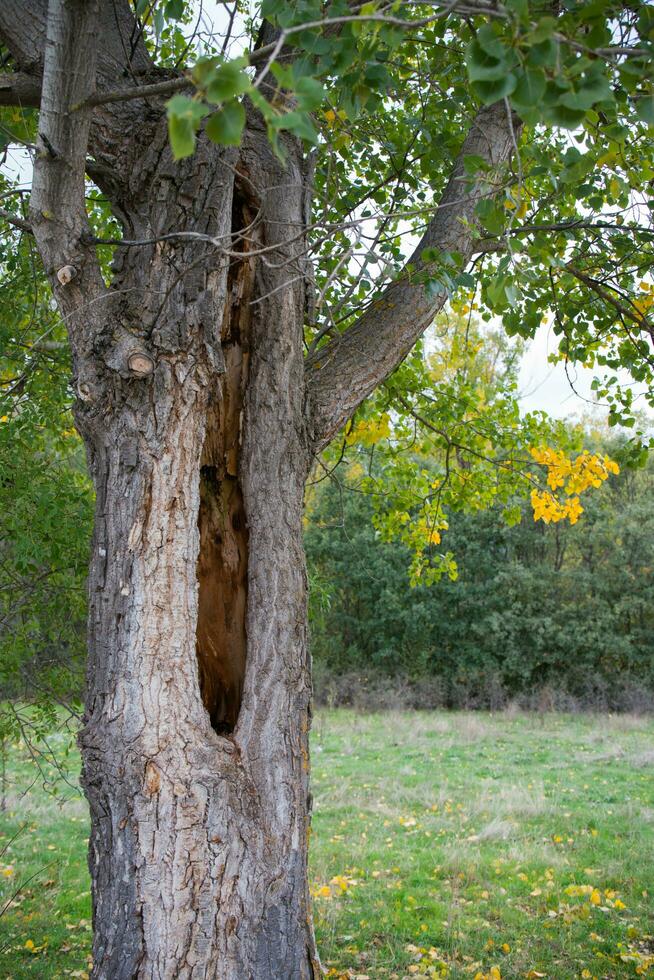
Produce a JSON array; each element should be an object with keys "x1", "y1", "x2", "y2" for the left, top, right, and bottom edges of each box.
[{"x1": 0, "y1": 2, "x2": 519, "y2": 976}]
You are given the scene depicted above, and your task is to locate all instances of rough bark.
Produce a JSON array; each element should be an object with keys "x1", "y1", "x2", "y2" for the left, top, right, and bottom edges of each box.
[
  {"x1": 74, "y1": 115, "x2": 318, "y2": 977},
  {"x1": 76, "y1": 120, "x2": 318, "y2": 978}
]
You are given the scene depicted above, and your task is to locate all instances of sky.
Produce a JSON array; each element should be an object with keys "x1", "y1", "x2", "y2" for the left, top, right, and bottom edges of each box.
[{"x1": 517, "y1": 327, "x2": 599, "y2": 419}]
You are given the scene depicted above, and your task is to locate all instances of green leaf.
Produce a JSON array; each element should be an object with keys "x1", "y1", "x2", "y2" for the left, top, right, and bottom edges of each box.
[
  {"x1": 472, "y1": 74, "x2": 517, "y2": 105},
  {"x1": 474, "y1": 24, "x2": 506, "y2": 61},
  {"x1": 543, "y1": 102, "x2": 588, "y2": 129},
  {"x1": 466, "y1": 39, "x2": 508, "y2": 82},
  {"x1": 165, "y1": 0, "x2": 185, "y2": 20},
  {"x1": 168, "y1": 115, "x2": 195, "y2": 159},
  {"x1": 526, "y1": 38, "x2": 558, "y2": 67},
  {"x1": 475, "y1": 199, "x2": 506, "y2": 235},
  {"x1": 167, "y1": 94, "x2": 209, "y2": 124},
  {"x1": 277, "y1": 110, "x2": 319, "y2": 143},
  {"x1": 166, "y1": 95, "x2": 209, "y2": 159},
  {"x1": 511, "y1": 69, "x2": 546, "y2": 109},
  {"x1": 463, "y1": 154, "x2": 490, "y2": 176},
  {"x1": 205, "y1": 60, "x2": 251, "y2": 104},
  {"x1": 529, "y1": 16, "x2": 557, "y2": 43},
  {"x1": 206, "y1": 101, "x2": 246, "y2": 146},
  {"x1": 560, "y1": 66, "x2": 613, "y2": 112},
  {"x1": 635, "y1": 93, "x2": 654, "y2": 126},
  {"x1": 295, "y1": 76, "x2": 325, "y2": 112}
]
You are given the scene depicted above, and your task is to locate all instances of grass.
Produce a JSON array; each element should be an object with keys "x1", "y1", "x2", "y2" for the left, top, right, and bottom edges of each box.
[{"x1": 1, "y1": 710, "x2": 654, "y2": 978}]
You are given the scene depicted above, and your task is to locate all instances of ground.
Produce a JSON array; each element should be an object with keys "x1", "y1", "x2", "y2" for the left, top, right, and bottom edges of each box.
[{"x1": 1, "y1": 710, "x2": 653, "y2": 978}]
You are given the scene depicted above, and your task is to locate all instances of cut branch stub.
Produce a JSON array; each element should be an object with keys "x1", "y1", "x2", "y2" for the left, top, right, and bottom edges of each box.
[
  {"x1": 105, "y1": 329, "x2": 155, "y2": 378},
  {"x1": 127, "y1": 351, "x2": 155, "y2": 378},
  {"x1": 56, "y1": 263, "x2": 77, "y2": 285}
]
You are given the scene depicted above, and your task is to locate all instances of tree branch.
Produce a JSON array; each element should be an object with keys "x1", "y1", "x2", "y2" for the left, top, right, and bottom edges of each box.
[
  {"x1": 305, "y1": 102, "x2": 521, "y2": 452},
  {"x1": 0, "y1": 207, "x2": 32, "y2": 234},
  {"x1": 473, "y1": 220, "x2": 654, "y2": 253},
  {"x1": 74, "y1": 74, "x2": 191, "y2": 110},
  {"x1": 0, "y1": 1, "x2": 48, "y2": 70},
  {"x1": 566, "y1": 264, "x2": 653, "y2": 336},
  {"x1": 0, "y1": 71, "x2": 41, "y2": 108},
  {"x1": 0, "y1": 0, "x2": 152, "y2": 102},
  {"x1": 28, "y1": 0, "x2": 107, "y2": 376}
]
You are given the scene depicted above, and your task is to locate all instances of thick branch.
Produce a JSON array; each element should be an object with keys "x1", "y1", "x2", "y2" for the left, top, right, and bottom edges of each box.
[
  {"x1": 305, "y1": 102, "x2": 521, "y2": 451},
  {"x1": 0, "y1": 2, "x2": 47, "y2": 69},
  {"x1": 29, "y1": 0, "x2": 106, "y2": 369},
  {"x1": 0, "y1": 71, "x2": 41, "y2": 107},
  {"x1": 0, "y1": 0, "x2": 152, "y2": 126}
]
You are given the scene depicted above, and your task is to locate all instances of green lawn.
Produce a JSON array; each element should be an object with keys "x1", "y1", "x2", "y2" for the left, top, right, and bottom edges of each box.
[{"x1": 1, "y1": 710, "x2": 653, "y2": 978}]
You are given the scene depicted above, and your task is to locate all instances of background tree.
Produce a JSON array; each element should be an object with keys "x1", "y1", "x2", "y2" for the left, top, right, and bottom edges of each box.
[{"x1": 0, "y1": 1, "x2": 652, "y2": 976}]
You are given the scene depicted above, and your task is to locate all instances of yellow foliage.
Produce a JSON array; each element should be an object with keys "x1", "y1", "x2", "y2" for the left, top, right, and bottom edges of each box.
[
  {"x1": 474, "y1": 968, "x2": 501, "y2": 980},
  {"x1": 528, "y1": 447, "x2": 619, "y2": 525},
  {"x1": 345, "y1": 412, "x2": 392, "y2": 447}
]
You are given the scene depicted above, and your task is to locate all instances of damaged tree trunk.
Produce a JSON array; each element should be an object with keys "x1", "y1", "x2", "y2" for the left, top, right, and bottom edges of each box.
[{"x1": 76, "y1": 125, "x2": 318, "y2": 976}]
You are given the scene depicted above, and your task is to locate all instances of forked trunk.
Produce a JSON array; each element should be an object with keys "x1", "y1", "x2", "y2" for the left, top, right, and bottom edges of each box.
[{"x1": 77, "y1": 125, "x2": 319, "y2": 978}]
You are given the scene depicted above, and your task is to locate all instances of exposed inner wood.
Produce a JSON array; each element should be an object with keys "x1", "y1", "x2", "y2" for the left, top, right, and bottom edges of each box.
[{"x1": 196, "y1": 193, "x2": 254, "y2": 734}]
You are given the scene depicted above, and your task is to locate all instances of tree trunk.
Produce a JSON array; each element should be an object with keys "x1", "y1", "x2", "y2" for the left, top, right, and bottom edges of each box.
[{"x1": 77, "y1": 119, "x2": 319, "y2": 979}]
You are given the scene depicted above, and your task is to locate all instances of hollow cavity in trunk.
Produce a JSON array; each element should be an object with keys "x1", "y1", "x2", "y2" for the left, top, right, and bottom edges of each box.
[{"x1": 196, "y1": 197, "x2": 255, "y2": 734}]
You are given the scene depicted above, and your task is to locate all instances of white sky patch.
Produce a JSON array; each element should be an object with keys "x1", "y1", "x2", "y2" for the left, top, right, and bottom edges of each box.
[{"x1": 517, "y1": 323, "x2": 599, "y2": 418}]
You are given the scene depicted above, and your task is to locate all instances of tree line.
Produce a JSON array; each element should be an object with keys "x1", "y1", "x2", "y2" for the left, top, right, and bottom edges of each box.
[{"x1": 306, "y1": 431, "x2": 654, "y2": 712}]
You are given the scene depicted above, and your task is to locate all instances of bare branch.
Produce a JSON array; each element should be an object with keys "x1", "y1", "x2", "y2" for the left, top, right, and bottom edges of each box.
[
  {"x1": 476, "y1": 219, "x2": 654, "y2": 247},
  {"x1": 72, "y1": 6, "x2": 469, "y2": 111},
  {"x1": 0, "y1": 207, "x2": 32, "y2": 234},
  {"x1": 305, "y1": 102, "x2": 521, "y2": 452},
  {"x1": 74, "y1": 74, "x2": 191, "y2": 111}
]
